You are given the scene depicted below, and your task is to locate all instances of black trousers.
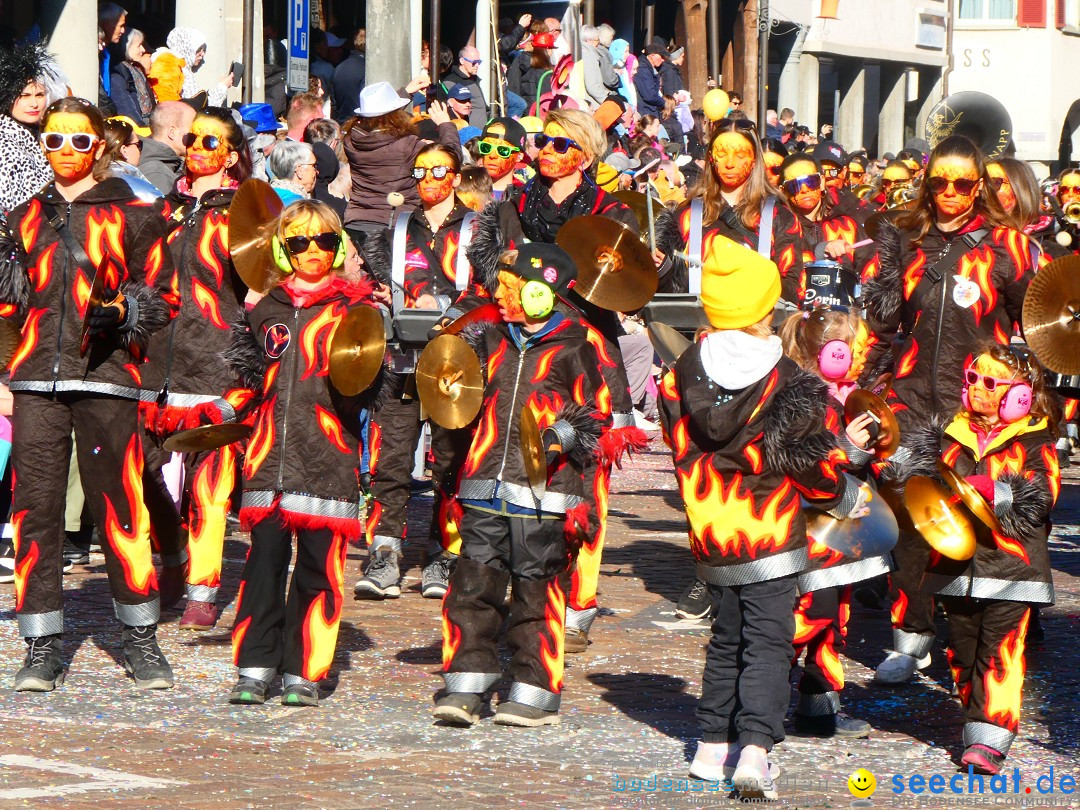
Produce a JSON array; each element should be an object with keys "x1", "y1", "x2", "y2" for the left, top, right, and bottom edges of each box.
[
  {"x1": 232, "y1": 516, "x2": 348, "y2": 682},
  {"x1": 888, "y1": 530, "x2": 936, "y2": 656},
  {"x1": 698, "y1": 575, "x2": 797, "y2": 750},
  {"x1": 12, "y1": 392, "x2": 159, "y2": 636}
]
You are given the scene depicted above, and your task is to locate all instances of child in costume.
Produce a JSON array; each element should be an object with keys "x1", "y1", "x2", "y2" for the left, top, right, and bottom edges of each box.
[
  {"x1": 435, "y1": 243, "x2": 611, "y2": 728},
  {"x1": 657, "y1": 235, "x2": 868, "y2": 800},
  {"x1": 220, "y1": 198, "x2": 376, "y2": 706}
]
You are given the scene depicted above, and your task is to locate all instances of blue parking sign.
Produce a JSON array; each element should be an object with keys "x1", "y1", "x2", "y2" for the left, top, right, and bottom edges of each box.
[{"x1": 288, "y1": 0, "x2": 310, "y2": 92}]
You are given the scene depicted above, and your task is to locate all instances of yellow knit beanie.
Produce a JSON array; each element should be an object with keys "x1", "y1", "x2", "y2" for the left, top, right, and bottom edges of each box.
[
  {"x1": 595, "y1": 161, "x2": 619, "y2": 192},
  {"x1": 700, "y1": 232, "x2": 782, "y2": 329}
]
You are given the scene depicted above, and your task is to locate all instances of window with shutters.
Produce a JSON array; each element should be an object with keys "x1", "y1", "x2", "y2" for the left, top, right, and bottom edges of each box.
[
  {"x1": 1017, "y1": 0, "x2": 1047, "y2": 25},
  {"x1": 1061, "y1": 0, "x2": 1080, "y2": 27},
  {"x1": 958, "y1": 0, "x2": 1018, "y2": 19}
]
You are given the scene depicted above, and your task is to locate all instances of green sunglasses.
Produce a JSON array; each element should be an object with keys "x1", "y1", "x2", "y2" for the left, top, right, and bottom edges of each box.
[{"x1": 477, "y1": 140, "x2": 520, "y2": 159}]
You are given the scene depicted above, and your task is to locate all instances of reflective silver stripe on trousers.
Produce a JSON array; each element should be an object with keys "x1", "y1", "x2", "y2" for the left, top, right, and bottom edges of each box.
[
  {"x1": 925, "y1": 574, "x2": 1055, "y2": 605},
  {"x1": 565, "y1": 606, "x2": 598, "y2": 632},
  {"x1": 283, "y1": 672, "x2": 319, "y2": 689},
  {"x1": 695, "y1": 547, "x2": 807, "y2": 588},
  {"x1": 279, "y1": 492, "x2": 360, "y2": 521},
  {"x1": 186, "y1": 584, "x2": 217, "y2": 602},
  {"x1": 114, "y1": 598, "x2": 161, "y2": 627},
  {"x1": 444, "y1": 671, "x2": 500, "y2": 694},
  {"x1": 457, "y1": 478, "x2": 585, "y2": 514},
  {"x1": 797, "y1": 690, "x2": 840, "y2": 717},
  {"x1": 160, "y1": 392, "x2": 221, "y2": 408},
  {"x1": 238, "y1": 667, "x2": 278, "y2": 683},
  {"x1": 893, "y1": 628, "x2": 934, "y2": 658},
  {"x1": 10, "y1": 380, "x2": 143, "y2": 400},
  {"x1": 241, "y1": 490, "x2": 276, "y2": 509},
  {"x1": 507, "y1": 681, "x2": 560, "y2": 711},
  {"x1": 371, "y1": 534, "x2": 402, "y2": 553},
  {"x1": 612, "y1": 412, "x2": 636, "y2": 430},
  {"x1": 18, "y1": 610, "x2": 63, "y2": 637},
  {"x1": 161, "y1": 549, "x2": 189, "y2": 568},
  {"x1": 963, "y1": 721, "x2": 1016, "y2": 756},
  {"x1": 798, "y1": 554, "x2": 892, "y2": 594}
]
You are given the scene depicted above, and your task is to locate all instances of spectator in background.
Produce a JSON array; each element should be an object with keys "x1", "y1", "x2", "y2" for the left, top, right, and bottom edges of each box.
[
  {"x1": 310, "y1": 141, "x2": 346, "y2": 218},
  {"x1": 608, "y1": 38, "x2": 637, "y2": 108},
  {"x1": 102, "y1": 116, "x2": 160, "y2": 201},
  {"x1": 285, "y1": 92, "x2": 324, "y2": 142},
  {"x1": 444, "y1": 46, "x2": 489, "y2": 129},
  {"x1": 268, "y1": 140, "x2": 317, "y2": 204},
  {"x1": 110, "y1": 28, "x2": 156, "y2": 128},
  {"x1": 657, "y1": 41, "x2": 684, "y2": 96},
  {"x1": 332, "y1": 28, "x2": 366, "y2": 124},
  {"x1": 139, "y1": 99, "x2": 196, "y2": 194},
  {"x1": 308, "y1": 28, "x2": 336, "y2": 103},
  {"x1": 98, "y1": 3, "x2": 126, "y2": 112},
  {"x1": 149, "y1": 27, "x2": 233, "y2": 106},
  {"x1": 633, "y1": 43, "x2": 666, "y2": 118},
  {"x1": 779, "y1": 107, "x2": 795, "y2": 128},
  {"x1": 0, "y1": 41, "x2": 57, "y2": 213},
  {"x1": 509, "y1": 29, "x2": 555, "y2": 112},
  {"x1": 304, "y1": 117, "x2": 351, "y2": 200},
  {"x1": 496, "y1": 13, "x2": 532, "y2": 119},
  {"x1": 580, "y1": 25, "x2": 619, "y2": 112},
  {"x1": 765, "y1": 110, "x2": 783, "y2": 140},
  {"x1": 263, "y1": 24, "x2": 288, "y2": 117}
]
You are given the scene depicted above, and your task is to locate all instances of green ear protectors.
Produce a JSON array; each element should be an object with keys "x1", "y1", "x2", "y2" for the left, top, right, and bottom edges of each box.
[
  {"x1": 271, "y1": 233, "x2": 347, "y2": 274},
  {"x1": 521, "y1": 279, "x2": 555, "y2": 319}
]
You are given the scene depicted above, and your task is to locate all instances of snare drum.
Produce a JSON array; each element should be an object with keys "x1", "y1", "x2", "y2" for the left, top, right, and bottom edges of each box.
[
  {"x1": 1049, "y1": 372, "x2": 1080, "y2": 399},
  {"x1": 803, "y1": 260, "x2": 858, "y2": 310}
]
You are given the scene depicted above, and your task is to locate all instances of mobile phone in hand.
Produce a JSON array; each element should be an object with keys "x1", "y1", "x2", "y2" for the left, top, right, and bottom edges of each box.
[{"x1": 230, "y1": 61, "x2": 244, "y2": 84}]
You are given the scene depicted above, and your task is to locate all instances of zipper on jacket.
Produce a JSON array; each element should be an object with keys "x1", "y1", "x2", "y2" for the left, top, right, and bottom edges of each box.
[
  {"x1": 930, "y1": 262, "x2": 948, "y2": 414},
  {"x1": 161, "y1": 200, "x2": 202, "y2": 398},
  {"x1": 494, "y1": 343, "x2": 529, "y2": 486},
  {"x1": 276, "y1": 306, "x2": 301, "y2": 491},
  {"x1": 51, "y1": 203, "x2": 72, "y2": 389}
]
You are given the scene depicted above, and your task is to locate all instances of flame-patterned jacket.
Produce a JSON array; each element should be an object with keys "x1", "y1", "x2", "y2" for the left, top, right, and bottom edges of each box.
[
  {"x1": 0, "y1": 178, "x2": 175, "y2": 399},
  {"x1": 863, "y1": 217, "x2": 1034, "y2": 427},
  {"x1": 141, "y1": 187, "x2": 247, "y2": 429},
  {"x1": 230, "y1": 279, "x2": 375, "y2": 539},
  {"x1": 657, "y1": 346, "x2": 860, "y2": 586},
  {"x1": 904, "y1": 413, "x2": 1057, "y2": 605},
  {"x1": 654, "y1": 197, "x2": 807, "y2": 301},
  {"x1": 457, "y1": 314, "x2": 612, "y2": 519},
  {"x1": 795, "y1": 205, "x2": 878, "y2": 300},
  {"x1": 401, "y1": 202, "x2": 487, "y2": 307}
]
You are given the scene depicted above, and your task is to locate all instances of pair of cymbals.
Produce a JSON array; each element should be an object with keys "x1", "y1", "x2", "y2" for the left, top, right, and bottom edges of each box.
[
  {"x1": 416, "y1": 334, "x2": 484, "y2": 429},
  {"x1": 555, "y1": 216, "x2": 658, "y2": 312},
  {"x1": 163, "y1": 422, "x2": 253, "y2": 453},
  {"x1": 903, "y1": 461, "x2": 1001, "y2": 561},
  {"x1": 648, "y1": 322, "x2": 691, "y2": 369},
  {"x1": 843, "y1": 389, "x2": 900, "y2": 459},
  {"x1": 1022, "y1": 254, "x2": 1080, "y2": 375},
  {"x1": 229, "y1": 179, "x2": 285, "y2": 294},
  {"x1": 329, "y1": 306, "x2": 387, "y2": 396},
  {"x1": 805, "y1": 476, "x2": 898, "y2": 559},
  {"x1": 520, "y1": 406, "x2": 547, "y2": 501},
  {"x1": 613, "y1": 190, "x2": 662, "y2": 236}
]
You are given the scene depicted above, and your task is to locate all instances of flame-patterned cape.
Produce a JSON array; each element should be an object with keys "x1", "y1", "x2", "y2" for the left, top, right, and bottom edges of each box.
[
  {"x1": 913, "y1": 413, "x2": 1057, "y2": 605},
  {"x1": 862, "y1": 216, "x2": 1035, "y2": 426},
  {"x1": 231, "y1": 279, "x2": 376, "y2": 539},
  {"x1": 0, "y1": 178, "x2": 176, "y2": 399},
  {"x1": 657, "y1": 346, "x2": 858, "y2": 587}
]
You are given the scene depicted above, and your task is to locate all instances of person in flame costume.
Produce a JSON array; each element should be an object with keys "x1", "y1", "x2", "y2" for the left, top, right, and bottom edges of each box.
[
  {"x1": 657, "y1": 236, "x2": 869, "y2": 801},
  {"x1": 893, "y1": 345, "x2": 1058, "y2": 775},
  {"x1": 140, "y1": 107, "x2": 252, "y2": 631},
  {"x1": 777, "y1": 306, "x2": 891, "y2": 739},
  {"x1": 435, "y1": 243, "x2": 611, "y2": 729},
  {"x1": 222, "y1": 200, "x2": 377, "y2": 707},
  {"x1": 862, "y1": 134, "x2": 1036, "y2": 685},
  {"x1": 0, "y1": 98, "x2": 176, "y2": 691},
  {"x1": 476, "y1": 117, "x2": 529, "y2": 201},
  {"x1": 468, "y1": 110, "x2": 644, "y2": 652},
  {"x1": 813, "y1": 141, "x2": 875, "y2": 225}
]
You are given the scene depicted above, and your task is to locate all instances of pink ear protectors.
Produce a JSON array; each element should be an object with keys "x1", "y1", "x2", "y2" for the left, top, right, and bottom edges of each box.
[
  {"x1": 818, "y1": 339, "x2": 853, "y2": 381},
  {"x1": 998, "y1": 381, "x2": 1032, "y2": 422}
]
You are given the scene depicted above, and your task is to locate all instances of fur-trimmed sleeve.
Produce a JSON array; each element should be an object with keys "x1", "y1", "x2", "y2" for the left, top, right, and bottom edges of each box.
[
  {"x1": 465, "y1": 200, "x2": 508, "y2": 294},
  {"x1": 457, "y1": 321, "x2": 492, "y2": 384},
  {"x1": 222, "y1": 312, "x2": 265, "y2": 392},
  {"x1": 655, "y1": 206, "x2": 688, "y2": 294},
  {"x1": 0, "y1": 213, "x2": 29, "y2": 321},
  {"x1": 863, "y1": 218, "x2": 905, "y2": 324},
  {"x1": 547, "y1": 401, "x2": 603, "y2": 467},
  {"x1": 996, "y1": 471, "x2": 1051, "y2": 541},
  {"x1": 762, "y1": 369, "x2": 838, "y2": 476},
  {"x1": 877, "y1": 414, "x2": 948, "y2": 489}
]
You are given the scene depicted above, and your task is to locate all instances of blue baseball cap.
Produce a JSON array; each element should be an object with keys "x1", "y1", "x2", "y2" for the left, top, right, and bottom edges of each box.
[{"x1": 238, "y1": 103, "x2": 285, "y2": 134}]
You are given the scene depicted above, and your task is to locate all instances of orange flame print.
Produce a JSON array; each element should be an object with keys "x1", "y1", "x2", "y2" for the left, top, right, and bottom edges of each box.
[
  {"x1": 302, "y1": 534, "x2": 347, "y2": 681},
  {"x1": 743, "y1": 437, "x2": 764, "y2": 474},
  {"x1": 526, "y1": 391, "x2": 564, "y2": 431},
  {"x1": 192, "y1": 278, "x2": 227, "y2": 329},
  {"x1": 19, "y1": 199, "x2": 41, "y2": 252},
  {"x1": 86, "y1": 207, "x2": 125, "y2": 267},
  {"x1": 31, "y1": 243, "x2": 56, "y2": 292},
  {"x1": 243, "y1": 396, "x2": 277, "y2": 478},
  {"x1": 989, "y1": 445, "x2": 1026, "y2": 479},
  {"x1": 955, "y1": 245, "x2": 996, "y2": 324},
  {"x1": 823, "y1": 216, "x2": 857, "y2": 247},
  {"x1": 992, "y1": 529, "x2": 1030, "y2": 564},
  {"x1": 531, "y1": 345, "x2": 563, "y2": 383},
  {"x1": 72, "y1": 268, "x2": 92, "y2": 317},
  {"x1": 897, "y1": 340, "x2": 919, "y2": 378},
  {"x1": 794, "y1": 595, "x2": 832, "y2": 645},
  {"x1": 232, "y1": 581, "x2": 249, "y2": 664},
  {"x1": 441, "y1": 591, "x2": 463, "y2": 670},
  {"x1": 585, "y1": 325, "x2": 616, "y2": 368},
  {"x1": 943, "y1": 443, "x2": 962, "y2": 466},
  {"x1": 815, "y1": 637, "x2": 846, "y2": 690},
  {"x1": 671, "y1": 416, "x2": 690, "y2": 462},
  {"x1": 748, "y1": 370, "x2": 779, "y2": 423},
  {"x1": 188, "y1": 446, "x2": 236, "y2": 587},
  {"x1": 102, "y1": 436, "x2": 155, "y2": 596},
  {"x1": 572, "y1": 374, "x2": 586, "y2": 406},
  {"x1": 890, "y1": 589, "x2": 909, "y2": 626},
  {"x1": 903, "y1": 251, "x2": 927, "y2": 300},
  {"x1": 983, "y1": 610, "x2": 1028, "y2": 731},
  {"x1": 464, "y1": 394, "x2": 499, "y2": 477},
  {"x1": 263, "y1": 362, "x2": 280, "y2": 394},
  {"x1": 8, "y1": 309, "x2": 45, "y2": 375},
  {"x1": 947, "y1": 647, "x2": 972, "y2": 705},
  {"x1": 197, "y1": 213, "x2": 229, "y2": 286},
  {"x1": 368, "y1": 420, "x2": 382, "y2": 476},
  {"x1": 315, "y1": 404, "x2": 351, "y2": 453},
  {"x1": 11, "y1": 511, "x2": 34, "y2": 611},
  {"x1": 1041, "y1": 445, "x2": 1061, "y2": 504},
  {"x1": 487, "y1": 340, "x2": 508, "y2": 378},
  {"x1": 538, "y1": 579, "x2": 566, "y2": 692},
  {"x1": 299, "y1": 304, "x2": 338, "y2": 379},
  {"x1": 144, "y1": 239, "x2": 166, "y2": 286}
]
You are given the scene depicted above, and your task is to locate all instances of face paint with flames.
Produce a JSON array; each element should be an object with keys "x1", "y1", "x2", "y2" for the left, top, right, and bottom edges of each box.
[
  {"x1": 43, "y1": 111, "x2": 101, "y2": 181},
  {"x1": 414, "y1": 150, "x2": 458, "y2": 206},
  {"x1": 986, "y1": 162, "x2": 1016, "y2": 213},
  {"x1": 185, "y1": 116, "x2": 233, "y2": 178},
  {"x1": 929, "y1": 156, "x2": 981, "y2": 219},
  {"x1": 495, "y1": 269, "x2": 527, "y2": 323},
  {"x1": 539, "y1": 121, "x2": 585, "y2": 180},
  {"x1": 1059, "y1": 172, "x2": 1080, "y2": 204},
  {"x1": 709, "y1": 131, "x2": 755, "y2": 190},
  {"x1": 965, "y1": 353, "x2": 1016, "y2": 419},
  {"x1": 782, "y1": 159, "x2": 822, "y2": 215},
  {"x1": 762, "y1": 151, "x2": 783, "y2": 185},
  {"x1": 283, "y1": 212, "x2": 337, "y2": 282},
  {"x1": 480, "y1": 124, "x2": 518, "y2": 181}
]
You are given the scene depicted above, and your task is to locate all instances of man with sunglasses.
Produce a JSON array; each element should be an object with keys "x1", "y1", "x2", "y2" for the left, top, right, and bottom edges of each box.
[
  {"x1": 812, "y1": 142, "x2": 874, "y2": 222},
  {"x1": 477, "y1": 118, "x2": 528, "y2": 200},
  {"x1": 444, "y1": 45, "x2": 489, "y2": 129}
]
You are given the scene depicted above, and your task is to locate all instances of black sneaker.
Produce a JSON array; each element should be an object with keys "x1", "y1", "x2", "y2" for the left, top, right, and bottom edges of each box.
[
  {"x1": 794, "y1": 711, "x2": 871, "y2": 738},
  {"x1": 63, "y1": 536, "x2": 90, "y2": 570},
  {"x1": 353, "y1": 549, "x2": 401, "y2": 599},
  {"x1": 14, "y1": 635, "x2": 65, "y2": 692},
  {"x1": 493, "y1": 700, "x2": 560, "y2": 727},
  {"x1": 122, "y1": 624, "x2": 174, "y2": 689},
  {"x1": 281, "y1": 682, "x2": 319, "y2": 706},
  {"x1": 0, "y1": 540, "x2": 14, "y2": 585},
  {"x1": 229, "y1": 677, "x2": 269, "y2": 705},
  {"x1": 433, "y1": 692, "x2": 483, "y2": 726},
  {"x1": 675, "y1": 578, "x2": 713, "y2": 620}
]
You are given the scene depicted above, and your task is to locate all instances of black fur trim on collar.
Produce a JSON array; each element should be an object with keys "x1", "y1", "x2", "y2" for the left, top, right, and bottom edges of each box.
[
  {"x1": 761, "y1": 367, "x2": 839, "y2": 475},
  {"x1": 863, "y1": 217, "x2": 904, "y2": 323}
]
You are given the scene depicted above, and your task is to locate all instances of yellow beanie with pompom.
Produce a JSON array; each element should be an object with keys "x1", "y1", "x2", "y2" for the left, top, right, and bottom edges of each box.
[{"x1": 699, "y1": 232, "x2": 782, "y2": 329}]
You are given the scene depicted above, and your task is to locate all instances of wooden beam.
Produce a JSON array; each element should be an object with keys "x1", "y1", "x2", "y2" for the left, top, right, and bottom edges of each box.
[
  {"x1": 742, "y1": 0, "x2": 759, "y2": 121},
  {"x1": 680, "y1": 0, "x2": 709, "y2": 104}
]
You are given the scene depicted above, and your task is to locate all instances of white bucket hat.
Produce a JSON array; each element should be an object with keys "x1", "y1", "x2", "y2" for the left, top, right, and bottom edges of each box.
[{"x1": 354, "y1": 81, "x2": 410, "y2": 117}]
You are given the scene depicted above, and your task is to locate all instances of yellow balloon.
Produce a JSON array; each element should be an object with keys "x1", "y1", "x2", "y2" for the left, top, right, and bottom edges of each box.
[
  {"x1": 848, "y1": 768, "x2": 877, "y2": 798},
  {"x1": 703, "y1": 89, "x2": 731, "y2": 122}
]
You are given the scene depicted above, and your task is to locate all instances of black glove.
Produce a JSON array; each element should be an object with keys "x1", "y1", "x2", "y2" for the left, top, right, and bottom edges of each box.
[
  {"x1": 88, "y1": 290, "x2": 127, "y2": 335},
  {"x1": 542, "y1": 428, "x2": 561, "y2": 468}
]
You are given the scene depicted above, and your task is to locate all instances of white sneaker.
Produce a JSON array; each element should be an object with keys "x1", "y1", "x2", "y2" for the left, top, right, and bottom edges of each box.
[
  {"x1": 632, "y1": 409, "x2": 661, "y2": 432},
  {"x1": 689, "y1": 741, "x2": 739, "y2": 782},
  {"x1": 731, "y1": 748, "x2": 780, "y2": 800},
  {"x1": 874, "y1": 651, "x2": 931, "y2": 684}
]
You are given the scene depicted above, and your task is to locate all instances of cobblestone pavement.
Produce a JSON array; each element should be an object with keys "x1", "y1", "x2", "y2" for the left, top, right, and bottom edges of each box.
[{"x1": 0, "y1": 439, "x2": 1077, "y2": 809}]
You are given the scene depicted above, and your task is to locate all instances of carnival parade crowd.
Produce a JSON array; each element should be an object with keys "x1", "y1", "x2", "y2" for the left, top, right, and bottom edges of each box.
[{"x1": 0, "y1": 3, "x2": 1076, "y2": 803}]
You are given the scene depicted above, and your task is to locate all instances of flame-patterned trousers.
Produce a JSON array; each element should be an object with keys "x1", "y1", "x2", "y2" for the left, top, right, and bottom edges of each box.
[
  {"x1": 11, "y1": 392, "x2": 159, "y2": 636},
  {"x1": 231, "y1": 516, "x2": 348, "y2": 685},
  {"x1": 441, "y1": 507, "x2": 570, "y2": 712},
  {"x1": 792, "y1": 585, "x2": 852, "y2": 718},
  {"x1": 941, "y1": 596, "x2": 1030, "y2": 758},
  {"x1": 888, "y1": 529, "x2": 937, "y2": 659},
  {"x1": 143, "y1": 438, "x2": 238, "y2": 603}
]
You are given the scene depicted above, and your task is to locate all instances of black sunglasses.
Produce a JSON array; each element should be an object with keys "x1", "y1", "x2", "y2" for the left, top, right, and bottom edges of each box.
[
  {"x1": 284, "y1": 232, "x2": 339, "y2": 254},
  {"x1": 534, "y1": 134, "x2": 582, "y2": 154},
  {"x1": 478, "y1": 140, "x2": 520, "y2": 158},
  {"x1": 781, "y1": 174, "x2": 822, "y2": 196},
  {"x1": 182, "y1": 133, "x2": 220, "y2": 150},
  {"x1": 986, "y1": 176, "x2": 1008, "y2": 191},
  {"x1": 125, "y1": 139, "x2": 144, "y2": 152},
  {"x1": 927, "y1": 175, "x2": 979, "y2": 196},
  {"x1": 412, "y1": 165, "x2": 452, "y2": 180}
]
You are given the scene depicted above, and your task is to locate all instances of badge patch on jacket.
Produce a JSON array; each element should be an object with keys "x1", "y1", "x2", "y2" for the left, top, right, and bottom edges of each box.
[
  {"x1": 264, "y1": 323, "x2": 291, "y2": 358},
  {"x1": 952, "y1": 275, "x2": 981, "y2": 309}
]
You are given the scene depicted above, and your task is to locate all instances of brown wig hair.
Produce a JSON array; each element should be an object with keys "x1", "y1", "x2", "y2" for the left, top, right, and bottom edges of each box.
[
  {"x1": 989, "y1": 157, "x2": 1041, "y2": 232},
  {"x1": 193, "y1": 107, "x2": 253, "y2": 184},
  {"x1": 695, "y1": 117, "x2": 776, "y2": 230},
  {"x1": 778, "y1": 306, "x2": 863, "y2": 374},
  {"x1": 41, "y1": 97, "x2": 111, "y2": 181},
  {"x1": 894, "y1": 134, "x2": 1011, "y2": 244},
  {"x1": 967, "y1": 343, "x2": 1059, "y2": 435},
  {"x1": 343, "y1": 109, "x2": 416, "y2": 139}
]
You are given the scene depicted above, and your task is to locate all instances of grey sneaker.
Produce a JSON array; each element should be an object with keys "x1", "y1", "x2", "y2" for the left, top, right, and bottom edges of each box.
[
  {"x1": 353, "y1": 549, "x2": 401, "y2": 599},
  {"x1": 14, "y1": 635, "x2": 65, "y2": 692},
  {"x1": 421, "y1": 554, "x2": 453, "y2": 599},
  {"x1": 493, "y1": 700, "x2": 560, "y2": 727},
  {"x1": 433, "y1": 692, "x2": 483, "y2": 726},
  {"x1": 122, "y1": 624, "x2": 174, "y2": 689},
  {"x1": 228, "y1": 676, "x2": 269, "y2": 705}
]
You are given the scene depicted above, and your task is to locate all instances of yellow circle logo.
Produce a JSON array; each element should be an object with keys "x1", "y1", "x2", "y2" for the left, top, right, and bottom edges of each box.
[{"x1": 848, "y1": 768, "x2": 876, "y2": 798}]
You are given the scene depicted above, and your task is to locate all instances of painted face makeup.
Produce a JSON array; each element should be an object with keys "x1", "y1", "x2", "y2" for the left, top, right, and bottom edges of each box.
[
  {"x1": 539, "y1": 122, "x2": 584, "y2": 180},
  {"x1": 928, "y1": 156, "x2": 981, "y2": 219},
  {"x1": 1059, "y1": 174, "x2": 1080, "y2": 203},
  {"x1": 781, "y1": 161, "x2": 823, "y2": 214},
  {"x1": 479, "y1": 137, "x2": 518, "y2": 181},
  {"x1": 42, "y1": 111, "x2": 99, "y2": 181},
  {"x1": 283, "y1": 214, "x2": 337, "y2": 280},
  {"x1": 986, "y1": 163, "x2": 1016, "y2": 213},
  {"x1": 495, "y1": 269, "x2": 526, "y2": 322},
  {"x1": 414, "y1": 151, "x2": 457, "y2": 206},
  {"x1": 965, "y1": 353, "x2": 1015, "y2": 418},
  {"x1": 709, "y1": 131, "x2": 755, "y2": 190},
  {"x1": 762, "y1": 152, "x2": 783, "y2": 185},
  {"x1": 184, "y1": 117, "x2": 231, "y2": 178},
  {"x1": 821, "y1": 163, "x2": 844, "y2": 190}
]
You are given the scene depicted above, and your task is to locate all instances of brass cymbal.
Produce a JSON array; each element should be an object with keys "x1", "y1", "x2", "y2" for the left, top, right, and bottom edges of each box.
[
  {"x1": 647, "y1": 322, "x2": 691, "y2": 369},
  {"x1": 229, "y1": 178, "x2": 284, "y2": 294},
  {"x1": 806, "y1": 476, "x2": 898, "y2": 559},
  {"x1": 520, "y1": 405, "x2": 547, "y2": 501},
  {"x1": 903, "y1": 475, "x2": 976, "y2": 561},
  {"x1": 163, "y1": 422, "x2": 253, "y2": 453},
  {"x1": 555, "y1": 215, "x2": 658, "y2": 312},
  {"x1": 613, "y1": 190, "x2": 662, "y2": 236},
  {"x1": 79, "y1": 254, "x2": 108, "y2": 357},
  {"x1": 441, "y1": 303, "x2": 503, "y2": 336},
  {"x1": 869, "y1": 372, "x2": 894, "y2": 399},
  {"x1": 1022, "y1": 254, "x2": 1080, "y2": 375},
  {"x1": 852, "y1": 184, "x2": 876, "y2": 200},
  {"x1": 844, "y1": 388, "x2": 900, "y2": 459},
  {"x1": 937, "y1": 459, "x2": 1002, "y2": 534},
  {"x1": 328, "y1": 306, "x2": 387, "y2": 396},
  {"x1": 0, "y1": 318, "x2": 21, "y2": 372},
  {"x1": 415, "y1": 334, "x2": 484, "y2": 429}
]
